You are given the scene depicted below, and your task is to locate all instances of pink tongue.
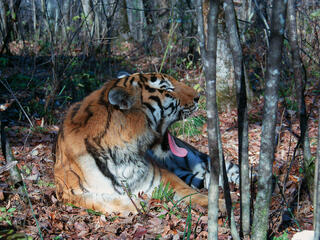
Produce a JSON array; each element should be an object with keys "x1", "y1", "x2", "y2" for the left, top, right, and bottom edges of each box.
[{"x1": 168, "y1": 133, "x2": 188, "y2": 157}]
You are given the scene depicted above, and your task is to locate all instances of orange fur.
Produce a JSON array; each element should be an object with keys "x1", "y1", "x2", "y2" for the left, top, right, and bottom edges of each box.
[{"x1": 54, "y1": 73, "x2": 207, "y2": 214}]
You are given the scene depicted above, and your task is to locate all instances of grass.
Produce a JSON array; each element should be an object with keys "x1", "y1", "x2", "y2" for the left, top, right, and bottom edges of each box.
[
  {"x1": 0, "y1": 207, "x2": 16, "y2": 226},
  {"x1": 152, "y1": 182, "x2": 175, "y2": 202},
  {"x1": 170, "y1": 115, "x2": 206, "y2": 137}
]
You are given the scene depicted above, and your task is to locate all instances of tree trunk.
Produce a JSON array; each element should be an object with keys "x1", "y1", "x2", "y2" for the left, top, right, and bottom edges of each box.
[
  {"x1": 314, "y1": 103, "x2": 320, "y2": 240},
  {"x1": 125, "y1": 0, "x2": 146, "y2": 43},
  {"x1": 32, "y1": 0, "x2": 38, "y2": 40},
  {"x1": 287, "y1": 0, "x2": 313, "y2": 199},
  {"x1": 252, "y1": 1, "x2": 287, "y2": 239},
  {"x1": 0, "y1": 120, "x2": 22, "y2": 186},
  {"x1": 81, "y1": 0, "x2": 95, "y2": 53},
  {"x1": 223, "y1": 0, "x2": 250, "y2": 238},
  {"x1": 0, "y1": 0, "x2": 21, "y2": 54},
  {"x1": 195, "y1": 0, "x2": 220, "y2": 238}
]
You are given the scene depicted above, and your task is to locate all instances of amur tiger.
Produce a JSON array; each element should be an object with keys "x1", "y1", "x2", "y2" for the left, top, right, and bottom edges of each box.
[
  {"x1": 54, "y1": 73, "x2": 208, "y2": 214},
  {"x1": 116, "y1": 72, "x2": 240, "y2": 190},
  {"x1": 146, "y1": 134, "x2": 240, "y2": 189}
]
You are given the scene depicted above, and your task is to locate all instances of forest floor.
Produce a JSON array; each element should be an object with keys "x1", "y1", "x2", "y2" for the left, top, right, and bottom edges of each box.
[
  {"x1": 0, "y1": 86, "x2": 318, "y2": 239},
  {"x1": 0, "y1": 46, "x2": 319, "y2": 239}
]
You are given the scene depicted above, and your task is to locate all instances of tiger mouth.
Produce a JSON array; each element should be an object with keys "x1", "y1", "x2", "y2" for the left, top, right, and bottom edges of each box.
[{"x1": 180, "y1": 104, "x2": 198, "y2": 119}]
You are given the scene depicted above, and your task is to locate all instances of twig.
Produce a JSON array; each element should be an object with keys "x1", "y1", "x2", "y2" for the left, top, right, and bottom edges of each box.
[
  {"x1": 120, "y1": 181, "x2": 143, "y2": 214},
  {"x1": 0, "y1": 78, "x2": 34, "y2": 128},
  {"x1": 159, "y1": 21, "x2": 179, "y2": 73},
  {"x1": 0, "y1": 161, "x2": 17, "y2": 174}
]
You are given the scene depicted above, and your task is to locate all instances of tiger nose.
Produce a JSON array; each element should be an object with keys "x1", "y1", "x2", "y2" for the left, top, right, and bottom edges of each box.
[{"x1": 194, "y1": 94, "x2": 200, "y2": 103}]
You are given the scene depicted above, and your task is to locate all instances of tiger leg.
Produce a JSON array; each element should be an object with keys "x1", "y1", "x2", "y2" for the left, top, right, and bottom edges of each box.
[{"x1": 55, "y1": 175, "x2": 138, "y2": 215}]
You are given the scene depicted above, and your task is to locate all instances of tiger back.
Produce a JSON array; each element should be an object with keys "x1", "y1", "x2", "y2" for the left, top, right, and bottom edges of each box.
[{"x1": 54, "y1": 73, "x2": 208, "y2": 214}]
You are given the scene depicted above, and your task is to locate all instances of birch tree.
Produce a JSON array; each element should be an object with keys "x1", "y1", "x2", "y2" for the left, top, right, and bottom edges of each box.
[{"x1": 252, "y1": 0, "x2": 288, "y2": 239}]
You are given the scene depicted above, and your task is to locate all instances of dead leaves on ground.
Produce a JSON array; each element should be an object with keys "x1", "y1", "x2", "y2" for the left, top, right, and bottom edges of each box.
[{"x1": 0, "y1": 91, "x2": 319, "y2": 238}]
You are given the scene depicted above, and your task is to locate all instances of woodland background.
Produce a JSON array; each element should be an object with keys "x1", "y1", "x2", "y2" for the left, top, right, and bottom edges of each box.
[{"x1": 0, "y1": 0, "x2": 320, "y2": 239}]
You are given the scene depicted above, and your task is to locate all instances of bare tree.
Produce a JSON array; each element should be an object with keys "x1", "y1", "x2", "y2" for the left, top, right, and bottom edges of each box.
[
  {"x1": 314, "y1": 102, "x2": 320, "y2": 240},
  {"x1": 252, "y1": 0, "x2": 288, "y2": 239},
  {"x1": 287, "y1": 0, "x2": 313, "y2": 197},
  {"x1": 195, "y1": 0, "x2": 220, "y2": 238},
  {"x1": 0, "y1": 0, "x2": 21, "y2": 54},
  {"x1": 81, "y1": 0, "x2": 94, "y2": 35},
  {"x1": 125, "y1": 0, "x2": 146, "y2": 43},
  {"x1": 223, "y1": 0, "x2": 250, "y2": 238}
]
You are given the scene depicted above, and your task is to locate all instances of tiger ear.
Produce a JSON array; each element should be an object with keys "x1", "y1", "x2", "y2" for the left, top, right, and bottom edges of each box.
[{"x1": 108, "y1": 87, "x2": 135, "y2": 110}]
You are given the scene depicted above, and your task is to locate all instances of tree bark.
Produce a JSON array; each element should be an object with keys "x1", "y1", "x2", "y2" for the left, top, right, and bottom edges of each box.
[
  {"x1": 0, "y1": 120, "x2": 22, "y2": 186},
  {"x1": 32, "y1": 0, "x2": 37, "y2": 39},
  {"x1": 287, "y1": 0, "x2": 313, "y2": 198},
  {"x1": 252, "y1": 1, "x2": 287, "y2": 239},
  {"x1": 314, "y1": 102, "x2": 320, "y2": 240},
  {"x1": 81, "y1": 0, "x2": 95, "y2": 35},
  {"x1": 223, "y1": 0, "x2": 250, "y2": 238},
  {"x1": 196, "y1": 0, "x2": 220, "y2": 239},
  {"x1": 125, "y1": 0, "x2": 146, "y2": 43}
]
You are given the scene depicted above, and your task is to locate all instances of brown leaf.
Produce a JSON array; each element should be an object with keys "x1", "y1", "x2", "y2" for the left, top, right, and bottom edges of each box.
[
  {"x1": 74, "y1": 221, "x2": 89, "y2": 232},
  {"x1": 133, "y1": 226, "x2": 148, "y2": 238}
]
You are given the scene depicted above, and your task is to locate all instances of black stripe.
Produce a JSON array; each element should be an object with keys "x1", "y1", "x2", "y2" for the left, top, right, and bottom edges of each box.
[
  {"x1": 99, "y1": 86, "x2": 109, "y2": 107},
  {"x1": 157, "y1": 117, "x2": 164, "y2": 134},
  {"x1": 69, "y1": 169, "x2": 88, "y2": 193},
  {"x1": 227, "y1": 162, "x2": 234, "y2": 171},
  {"x1": 183, "y1": 155, "x2": 191, "y2": 169},
  {"x1": 140, "y1": 74, "x2": 148, "y2": 82},
  {"x1": 71, "y1": 103, "x2": 81, "y2": 120},
  {"x1": 83, "y1": 103, "x2": 93, "y2": 126},
  {"x1": 164, "y1": 102, "x2": 174, "y2": 111},
  {"x1": 130, "y1": 76, "x2": 135, "y2": 85},
  {"x1": 149, "y1": 96, "x2": 164, "y2": 116},
  {"x1": 159, "y1": 79, "x2": 166, "y2": 85},
  {"x1": 123, "y1": 76, "x2": 130, "y2": 87},
  {"x1": 150, "y1": 75, "x2": 157, "y2": 82},
  {"x1": 179, "y1": 172, "x2": 192, "y2": 182},
  {"x1": 144, "y1": 85, "x2": 156, "y2": 93},
  {"x1": 188, "y1": 173, "x2": 198, "y2": 186},
  {"x1": 91, "y1": 105, "x2": 113, "y2": 145},
  {"x1": 84, "y1": 138, "x2": 122, "y2": 194},
  {"x1": 59, "y1": 124, "x2": 64, "y2": 140},
  {"x1": 143, "y1": 102, "x2": 157, "y2": 124}
]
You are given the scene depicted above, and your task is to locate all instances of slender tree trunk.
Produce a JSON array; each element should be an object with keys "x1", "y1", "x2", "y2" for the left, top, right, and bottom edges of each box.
[
  {"x1": 223, "y1": 0, "x2": 250, "y2": 238},
  {"x1": 81, "y1": 0, "x2": 95, "y2": 54},
  {"x1": 314, "y1": 102, "x2": 320, "y2": 240},
  {"x1": 195, "y1": 0, "x2": 220, "y2": 238},
  {"x1": 125, "y1": 0, "x2": 146, "y2": 43},
  {"x1": 1, "y1": 121, "x2": 22, "y2": 185},
  {"x1": 252, "y1": 1, "x2": 287, "y2": 239},
  {"x1": 287, "y1": 0, "x2": 312, "y2": 197},
  {"x1": 32, "y1": 0, "x2": 37, "y2": 39},
  {"x1": 81, "y1": 0, "x2": 94, "y2": 34}
]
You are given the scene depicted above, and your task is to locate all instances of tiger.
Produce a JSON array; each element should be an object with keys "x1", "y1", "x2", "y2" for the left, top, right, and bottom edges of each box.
[
  {"x1": 116, "y1": 72, "x2": 240, "y2": 190},
  {"x1": 54, "y1": 72, "x2": 208, "y2": 215},
  {"x1": 146, "y1": 134, "x2": 240, "y2": 189}
]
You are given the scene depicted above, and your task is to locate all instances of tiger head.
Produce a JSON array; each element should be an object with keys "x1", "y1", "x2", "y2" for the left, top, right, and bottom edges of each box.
[{"x1": 108, "y1": 73, "x2": 199, "y2": 136}]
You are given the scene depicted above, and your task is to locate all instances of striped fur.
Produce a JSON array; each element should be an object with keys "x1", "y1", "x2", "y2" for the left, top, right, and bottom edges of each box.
[
  {"x1": 54, "y1": 73, "x2": 207, "y2": 214},
  {"x1": 117, "y1": 72, "x2": 240, "y2": 190},
  {"x1": 147, "y1": 136, "x2": 240, "y2": 189},
  {"x1": 147, "y1": 135, "x2": 240, "y2": 189}
]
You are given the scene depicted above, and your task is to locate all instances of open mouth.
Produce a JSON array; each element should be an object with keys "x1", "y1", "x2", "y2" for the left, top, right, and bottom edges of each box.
[{"x1": 180, "y1": 104, "x2": 198, "y2": 119}]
